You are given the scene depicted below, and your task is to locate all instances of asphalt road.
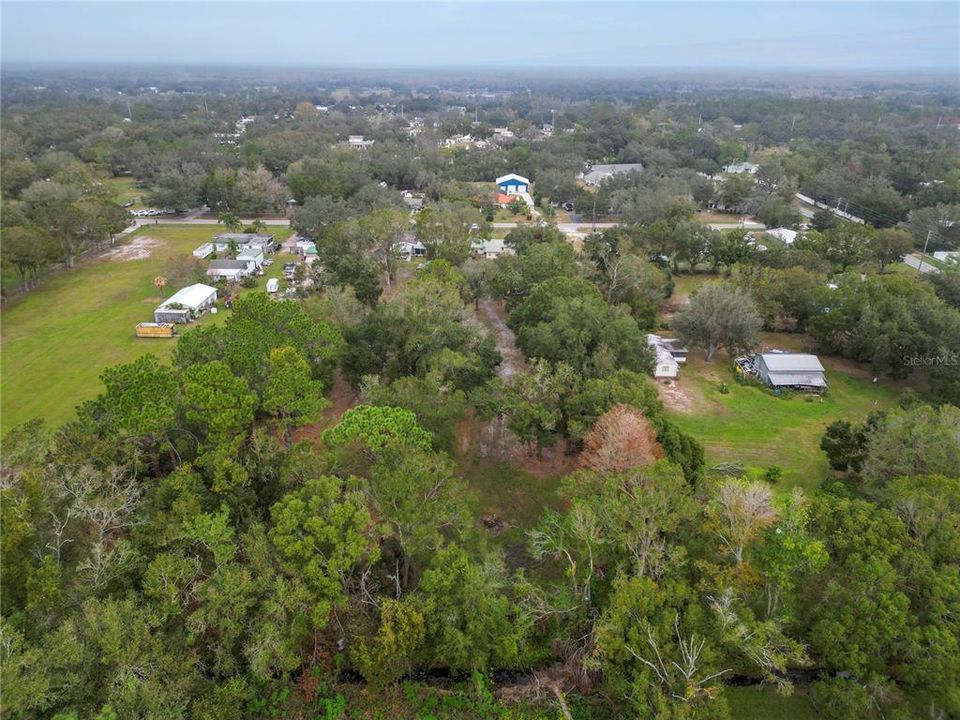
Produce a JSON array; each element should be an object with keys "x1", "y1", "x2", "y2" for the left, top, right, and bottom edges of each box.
[{"x1": 903, "y1": 254, "x2": 941, "y2": 274}]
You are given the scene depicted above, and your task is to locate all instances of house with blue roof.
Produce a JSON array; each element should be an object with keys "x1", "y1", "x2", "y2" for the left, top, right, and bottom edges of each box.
[{"x1": 496, "y1": 173, "x2": 530, "y2": 195}]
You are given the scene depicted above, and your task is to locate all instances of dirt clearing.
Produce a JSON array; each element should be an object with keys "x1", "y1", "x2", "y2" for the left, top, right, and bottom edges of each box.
[
  {"x1": 103, "y1": 236, "x2": 165, "y2": 262},
  {"x1": 656, "y1": 379, "x2": 695, "y2": 412}
]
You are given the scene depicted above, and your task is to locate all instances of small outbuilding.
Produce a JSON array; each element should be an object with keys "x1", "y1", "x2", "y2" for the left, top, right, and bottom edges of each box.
[
  {"x1": 154, "y1": 283, "x2": 218, "y2": 323},
  {"x1": 399, "y1": 240, "x2": 427, "y2": 261},
  {"x1": 755, "y1": 352, "x2": 827, "y2": 393},
  {"x1": 647, "y1": 334, "x2": 688, "y2": 380}
]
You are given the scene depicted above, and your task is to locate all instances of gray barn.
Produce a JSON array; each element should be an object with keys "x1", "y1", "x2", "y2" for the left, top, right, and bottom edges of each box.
[{"x1": 755, "y1": 353, "x2": 827, "y2": 393}]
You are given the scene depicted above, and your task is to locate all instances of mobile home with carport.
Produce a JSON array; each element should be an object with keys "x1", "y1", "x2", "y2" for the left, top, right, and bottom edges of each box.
[{"x1": 154, "y1": 283, "x2": 218, "y2": 324}]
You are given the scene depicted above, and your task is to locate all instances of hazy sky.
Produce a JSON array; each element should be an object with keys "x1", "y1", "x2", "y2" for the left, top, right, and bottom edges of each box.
[{"x1": 2, "y1": 1, "x2": 958, "y2": 70}]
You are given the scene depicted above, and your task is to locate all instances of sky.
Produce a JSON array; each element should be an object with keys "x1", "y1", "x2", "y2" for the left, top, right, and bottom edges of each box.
[{"x1": 1, "y1": 1, "x2": 958, "y2": 71}]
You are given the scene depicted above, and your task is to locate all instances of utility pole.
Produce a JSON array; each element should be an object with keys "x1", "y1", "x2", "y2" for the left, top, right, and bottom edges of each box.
[
  {"x1": 592, "y1": 195, "x2": 597, "y2": 233},
  {"x1": 917, "y1": 230, "x2": 933, "y2": 275}
]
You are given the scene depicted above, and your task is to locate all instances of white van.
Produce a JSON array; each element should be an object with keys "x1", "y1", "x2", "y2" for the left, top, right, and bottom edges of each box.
[{"x1": 266, "y1": 278, "x2": 279, "y2": 294}]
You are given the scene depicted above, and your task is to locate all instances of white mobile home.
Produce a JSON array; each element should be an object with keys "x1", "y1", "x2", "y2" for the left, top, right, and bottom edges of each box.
[
  {"x1": 214, "y1": 233, "x2": 275, "y2": 252},
  {"x1": 154, "y1": 283, "x2": 218, "y2": 323},
  {"x1": 206, "y1": 259, "x2": 255, "y2": 281}
]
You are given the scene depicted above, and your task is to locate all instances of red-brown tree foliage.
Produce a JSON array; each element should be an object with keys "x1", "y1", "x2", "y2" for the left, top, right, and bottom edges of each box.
[{"x1": 579, "y1": 404, "x2": 664, "y2": 474}]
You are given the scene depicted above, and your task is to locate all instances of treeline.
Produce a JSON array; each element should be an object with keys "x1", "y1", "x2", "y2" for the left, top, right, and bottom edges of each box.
[{"x1": 3, "y1": 282, "x2": 958, "y2": 719}]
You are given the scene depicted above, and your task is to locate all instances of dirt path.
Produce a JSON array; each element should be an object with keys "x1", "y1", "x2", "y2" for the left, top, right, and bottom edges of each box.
[
  {"x1": 290, "y1": 370, "x2": 359, "y2": 448},
  {"x1": 476, "y1": 298, "x2": 525, "y2": 378},
  {"x1": 656, "y1": 379, "x2": 695, "y2": 412}
]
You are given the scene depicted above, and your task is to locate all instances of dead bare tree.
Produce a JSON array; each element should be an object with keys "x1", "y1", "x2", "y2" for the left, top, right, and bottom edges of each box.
[
  {"x1": 626, "y1": 614, "x2": 731, "y2": 704},
  {"x1": 60, "y1": 465, "x2": 143, "y2": 588},
  {"x1": 712, "y1": 480, "x2": 777, "y2": 564}
]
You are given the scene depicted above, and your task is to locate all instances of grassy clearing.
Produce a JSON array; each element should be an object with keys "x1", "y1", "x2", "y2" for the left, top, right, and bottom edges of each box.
[
  {"x1": 657, "y1": 274, "x2": 906, "y2": 491},
  {"x1": 665, "y1": 342, "x2": 902, "y2": 491},
  {"x1": 1, "y1": 223, "x2": 293, "y2": 433},
  {"x1": 459, "y1": 455, "x2": 567, "y2": 573},
  {"x1": 103, "y1": 176, "x2": 147, "y2": 209},
  {"x1": 726, "y1": 685, "x2": 819, "y2": 719},
  {"x1": 694, "y1": 210, "x2": 753, "y2": 224}
]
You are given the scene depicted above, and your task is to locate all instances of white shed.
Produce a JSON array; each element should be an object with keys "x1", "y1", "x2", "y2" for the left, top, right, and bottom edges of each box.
[{"x1": 647, "y1": 334, "x2": 680, "y2": 379}]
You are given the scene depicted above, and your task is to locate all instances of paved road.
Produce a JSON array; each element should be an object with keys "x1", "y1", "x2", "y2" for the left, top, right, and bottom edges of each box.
[
  {"x1": 903, "y1": 253, "x2": 941, "y2": 274},
  {"x1": 491, "y1": 220, "x2": 766, "y2": 233},
  {"x1": 707, "y1": 221, "x2": 767, "y2": 231},
  {"x1": 491, "y1": 222, "x2": 619, "y2": 232},
  {"x1": 130, "y1": 217, "x2": 291, "y2": 227}
]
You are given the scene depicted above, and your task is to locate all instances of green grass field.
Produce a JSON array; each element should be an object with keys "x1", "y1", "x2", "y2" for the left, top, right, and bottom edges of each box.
[
  {"x1": 1, "y1": 224, "x2": 293, "y2": 433},
  {"x1": 657, "y1": 273, "x2": 907, "y2": 491},
  {"x1": 103, "y1": 176, "x2": 147, "y2": 209},
  {"x1": 665, "y1": 343, "x2": 902, "y2": 491}
]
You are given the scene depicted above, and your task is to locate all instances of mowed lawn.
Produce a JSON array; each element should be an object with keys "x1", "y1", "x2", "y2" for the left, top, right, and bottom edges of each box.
[
  {"x1": 665, "y1": 341, "x2": 903, "y2": 491},
  {"x1": 1, "y1": 224, "x2": 292, "y2": 433}
]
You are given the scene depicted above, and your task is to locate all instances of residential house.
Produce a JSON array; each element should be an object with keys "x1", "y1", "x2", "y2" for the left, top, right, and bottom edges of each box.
[
  {"x1": 236, "y1": 245, "x2": 265, "y2": 270},
  {"x1": 206, "y1": 259, "x2": 255, "y2": 281},
  {"x1": 754, "y1": 352, "x2": 827, "y2": 393},
  {"x1": 154, "y1": 283, "x2": 218, "y2": 324},
  {"x1": 765, "y1": 228, "x2": 798, "y2": 245},
  {"x1": 496, "y1": 173, "x2": 530, "y2": 195},
  {"x1": 214, "y1": 233, "x2": 275, "y2": 252},
  {"x1": 347, "y1": 134, "x2": 374, "y2": 149},
  {"x1": 471, "y1": 239, "x2": 513, "y2": 259},
  {"x1": 722, "y1": 162, "x2": 760, "y2": 174},
  {"x1": 193, "y1": 241, "x2": 231, "y2": 259},
  {"x1": 579, "y1": 163, "x2": 645, "y2": 186}
]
